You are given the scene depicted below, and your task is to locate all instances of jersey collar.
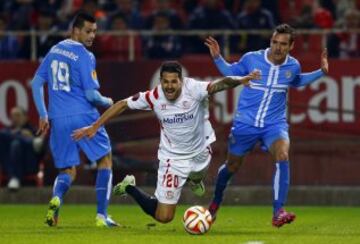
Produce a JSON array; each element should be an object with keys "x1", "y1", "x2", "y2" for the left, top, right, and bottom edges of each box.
[
  {"x1": 264, "y1": 48, "x2": 289, "y2": 66},
  {"x1": 64, "y1": 39, "x2": 83, "y2": 46}
]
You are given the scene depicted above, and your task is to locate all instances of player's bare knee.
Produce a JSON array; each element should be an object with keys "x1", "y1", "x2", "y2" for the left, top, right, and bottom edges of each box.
[
  {"x1": 226, "y1": 163, "x2": 237, "y2": 173},
  {"x1": 97, "y1": 153, "x2": 112, "y2": 169},
  {"x1": 226, "y1": 159, "x2": 242, "y2": 173},
  {"x1": 61, "y1": 167, "x2": 76, "y2": 180},
  {"x1": 157, "y1": 214, "x2": 174, "y2": 223},
  {"x1": 69, "y1": 167, "x2": 76, "y2": 180},
  {"x1": 226, "y1": 153, "x2": 244, "y2": 173},
  {"x1": 155, "y1": 205, "x2": 175, "y2": 223},
  {"x1": 276, "y1": 151, "x2": 289, "y2": 162}
]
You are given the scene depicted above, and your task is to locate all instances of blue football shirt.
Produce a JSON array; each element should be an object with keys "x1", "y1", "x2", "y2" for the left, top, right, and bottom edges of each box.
[
  {"x1": 223, "y1": 48, "x2": 302, "y2": 127},
  {"x1": 35, "y1": 39, "x2": 100, "y2": 119}
]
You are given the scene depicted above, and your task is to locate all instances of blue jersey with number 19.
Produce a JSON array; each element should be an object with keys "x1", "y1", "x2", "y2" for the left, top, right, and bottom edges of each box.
[{"x1": 35, "y1": 39, "x2": 99, "y2": 119}]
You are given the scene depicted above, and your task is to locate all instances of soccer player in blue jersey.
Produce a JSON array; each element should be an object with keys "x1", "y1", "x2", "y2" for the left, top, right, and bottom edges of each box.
[
  {"x1": 205, "y1": 24, "x2": 329, "y2": 227},
  {"x1": 31, "y1": 13, "x2": 119, "y2": 227}
]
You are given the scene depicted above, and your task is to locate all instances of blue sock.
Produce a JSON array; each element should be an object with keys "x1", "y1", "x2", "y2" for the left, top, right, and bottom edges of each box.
[
  {"x1": 96, "y1": 169, "x2": 112, "y2": 218},
  {"x1": 212, "y1": 164, "x2": 233, "y2": 205},
  {"x1": 53, "y1": 173, "x2": 72, "y2": 203},
  {"x1": 272, "y1": 161, "x2": 290, "y2": 214}
]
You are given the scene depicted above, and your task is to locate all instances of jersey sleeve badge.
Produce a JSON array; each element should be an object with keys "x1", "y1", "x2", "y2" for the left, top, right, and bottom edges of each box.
[{"x1": 285, "y1": 70, "x2": 292, "y2": 79}]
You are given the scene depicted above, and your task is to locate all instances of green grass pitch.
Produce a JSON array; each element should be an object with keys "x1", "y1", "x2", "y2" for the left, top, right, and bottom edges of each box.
[{"x1": 0, "y1": 205, "x2": 359, "y2": 244}]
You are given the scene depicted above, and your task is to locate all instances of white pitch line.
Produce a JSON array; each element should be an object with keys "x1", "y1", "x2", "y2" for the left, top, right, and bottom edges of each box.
[{"x1": 244, "y1": 241, "x2": 264, "y2": 244}]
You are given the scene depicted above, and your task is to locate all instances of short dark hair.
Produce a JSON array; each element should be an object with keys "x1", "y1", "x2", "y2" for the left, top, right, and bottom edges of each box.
[
  {"x1": 160, "y1": 61, "x2": 182, "y2": 78},
  {"x1": 274, "y1": 24, "x2": 295, "y2": 43},
  {"x1": 72, "y1": 12, "x2": 96, "y2": 29}
]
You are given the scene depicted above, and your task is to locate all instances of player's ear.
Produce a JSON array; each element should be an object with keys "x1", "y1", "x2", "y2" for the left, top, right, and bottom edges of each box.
[
  {"x1": 72, "y1": 26, "x2": 80, "y2": 36},
  {"x1": 289, "y1": 41, "x2": 294, "y2": 51}
]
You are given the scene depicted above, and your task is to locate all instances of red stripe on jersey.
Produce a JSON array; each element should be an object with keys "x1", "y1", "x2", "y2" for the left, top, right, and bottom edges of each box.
[
  {"x1": 159, "y1": 121, "x2": 171, "y2": 145},
  {"x1": 153, "y1": 86, "x2": 159, "y2": 99},
  {"x1": 145, "y1": 91, "x2": 154, "y2": 110},
  {"x1": 162, "y1": 162, "x2": 171, "y2": 186}
]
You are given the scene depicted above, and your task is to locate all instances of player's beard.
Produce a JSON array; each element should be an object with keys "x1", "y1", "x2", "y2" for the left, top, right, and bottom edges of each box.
[
  {"x1": 164, "y1": 88, "x2": 180, "y2": 101},
  {"x1": 271, "y1": 49, "x2": 287, "y2": 63},
  {"x1": 84, "y1": 39, "x2": 94, "y2": 47}
]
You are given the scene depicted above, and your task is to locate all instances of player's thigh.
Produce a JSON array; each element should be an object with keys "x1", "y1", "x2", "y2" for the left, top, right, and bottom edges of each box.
[
  {"x1": 154, "y1": 158, "x2": 190, "y2": 205},
  {"x1": 228, "y1": 130, "x2": 259, "y2": 157},
  {"x1": 262, "y1": 122, "x2": 290, "y2": 158},
  {"x1": 50, "y1": 117, "x2": 80, "y2": 169},
  {"x1": 72, "y1": 113, "x2": 112, "y2": 162},
  {"x1": 188, "y1": 146, "x2": 212, "y2": 182},
  {"x1": 80, "y1": 126, "x2": 111, "y2": 162}
]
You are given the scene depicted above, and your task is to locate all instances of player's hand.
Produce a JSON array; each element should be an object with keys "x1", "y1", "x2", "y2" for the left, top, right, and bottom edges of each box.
[
  {"x1": 321, "y1": 48, "x2": 329, "y2": 74},
  {"x1": 108, "y1": 97, "x2": 114, "y2": 106},
  {"x1": 204, "y1": 36, "x2": 221, "y2": 59},
  {"x1": 249, "y1": 70, "x2": 261, "y2": 80},
  {"x1": 36, "y1": 117, "x2": 49, "y2": 137},
  {"x1": 242, "y1": 70, "x2": 261, "y2": 86},
  {"x1": 71, "y1": 125, "x2": 97, "y2": 141}
]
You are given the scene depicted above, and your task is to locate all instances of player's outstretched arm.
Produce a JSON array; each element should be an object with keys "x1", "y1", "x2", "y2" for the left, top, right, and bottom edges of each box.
[
  {"x1": 72, "y1": 99, "x2": 129, "y2": 141},
  {"x1": 205, "y1": 36, "x2": 235, "y2": 76},
  {"x1": 85, "y1": 89, "x2": 114, "y2": 108},
  {"x1": 293, "y1": 49, "x2": 329, "y2": 87},
  {"x1": 31, "y1": 75, "x2": 49, "y2": 136},
  {"x1": 208, "y1": 70, "x2": 261, "y2": 95}
]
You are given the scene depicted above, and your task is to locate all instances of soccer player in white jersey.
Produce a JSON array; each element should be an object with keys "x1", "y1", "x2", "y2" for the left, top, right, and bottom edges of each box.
[
  {"x1": 72, "y1": 61, "x2": 260, "y2": 223},
  {"x1": 204, "y1": 24, "x2": 329, "y2": 227}
]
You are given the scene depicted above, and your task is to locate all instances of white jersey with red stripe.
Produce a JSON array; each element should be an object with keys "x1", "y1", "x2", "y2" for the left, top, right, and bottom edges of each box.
[{"x1": 126, "y1": 77, "x2": 216, "y2": 160}]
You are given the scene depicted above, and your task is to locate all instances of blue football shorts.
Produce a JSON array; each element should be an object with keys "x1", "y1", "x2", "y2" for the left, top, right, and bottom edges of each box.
[
  {"x1": 49, "y1": 112, "x2": 111, "y2": 169},
  {"x1": 228, "y1": 121, "x2": 289, "y2": 157}
]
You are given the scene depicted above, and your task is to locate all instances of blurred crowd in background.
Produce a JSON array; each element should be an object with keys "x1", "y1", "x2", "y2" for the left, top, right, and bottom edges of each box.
[
  {"x1": 0, "y1": 0, "x2": 359, "y2": 60},
  {"x1": 0, "y1": 107, "x2": 46, "y2": 190},
  {"x1": 0, "y1": 0, "x2": 359, "y2": 191}
]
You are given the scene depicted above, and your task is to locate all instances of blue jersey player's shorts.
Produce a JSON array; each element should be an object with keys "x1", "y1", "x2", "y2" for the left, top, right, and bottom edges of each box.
[
  {"x1": 228, "y1": 121, "x2": 289, "y2": 156},
  {"x1": 50, "y1": 112, "x2": 111, "y2": 169}
]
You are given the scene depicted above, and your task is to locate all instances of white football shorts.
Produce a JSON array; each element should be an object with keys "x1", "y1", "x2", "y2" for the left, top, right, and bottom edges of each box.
[{"x1": 154, "y1": 146, "x2": 212, "y2": 204}]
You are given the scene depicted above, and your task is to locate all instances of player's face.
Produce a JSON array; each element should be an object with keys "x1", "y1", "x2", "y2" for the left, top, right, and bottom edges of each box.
[
  {"x1": 76, "y1": 21, "x2": 97, "y2": 47},
  {"x1": 269, "y1": 32, "x2": 294, "y2": 64},
  {"x1": 160, "y1": 72, "x2": 182, "y2": 101}
]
